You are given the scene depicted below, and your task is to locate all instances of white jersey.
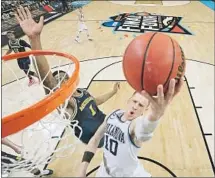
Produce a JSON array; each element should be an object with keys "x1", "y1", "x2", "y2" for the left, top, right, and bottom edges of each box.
[
  {"x1": 96, "y1": 109, "x2": 151, "y2": 177},
  {"x1": 80, "y1": 13, "x2": 84, "y2": 22},
  {"x1": 78, "y1": 12, "x2": 88, "y2": 31}
]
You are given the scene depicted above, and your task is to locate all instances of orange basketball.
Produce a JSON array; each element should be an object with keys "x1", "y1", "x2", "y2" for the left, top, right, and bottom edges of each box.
[{"x1": 123, "y1": 32, "x2": 186, "y2": 95}]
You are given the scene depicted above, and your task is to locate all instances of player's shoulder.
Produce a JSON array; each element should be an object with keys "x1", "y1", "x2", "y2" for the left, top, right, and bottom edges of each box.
[
  {"x1": 77, "y1": 88, "x2": 88, "y2": 94},
  {"x1": 13, "y1": 38, "x2": 22, "y2": 45},
  {"x1": 105, "y1": 109, "x2": 124, "y2": 121},
  {"x1": 8, "y1": 39, "x2": 13, "y2": 44},
  {"x1": 18, "y1": 39, "x2": 26, "y2": 44},
  {"x1": 76, "y1": 88, "x2": 92, "y2": 98},
  {"x1": 114, "y1": 109, "x2": 124, "y2": 116}
]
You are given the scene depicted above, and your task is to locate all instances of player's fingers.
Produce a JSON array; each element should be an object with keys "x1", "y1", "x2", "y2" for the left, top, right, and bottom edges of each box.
[
  {"x1": 25, "y1": 6, "x2": 32, "y2": 19},
  {"x1": 15, "y1": 13, "x2": 22, "y2": 23},
  {"x1": 174, "y1": 77, "x2": 184, "y2": 97},
  {"x1": 39, "y1": 16, "x2": 44, "y2": 25},
  {"x1": 20, "y1": 6, "x2": 27, "y2": 20},
  {"x1": 157, "y1": 85, "x2": 164, "y2": 105},
  {"x1": 115, "y1": 82, "x2": 119, "y2": 88},
  {"x1": 141, "y1": 90, "x2": 157, "y2": 106},
  {"x1": 165, "y1": 79, "x2": 175, "y2": 102},
  {"x1": 117, "y1": 82, "x2": 120, "y2": 89},
  {"x1": 17, "y1": 8, "x2": 24, "y2": 21}
]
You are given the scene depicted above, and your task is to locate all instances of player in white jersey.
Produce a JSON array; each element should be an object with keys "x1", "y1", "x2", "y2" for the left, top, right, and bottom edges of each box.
[
  {"x1": 79, "y1": 78, "x2": 184, "y2": 177},
  {"x1": 75, "y1": 7, "x2": 93, "y2": 43},
  {"x1": 97, "y1": 109, "x2": 151, "y2": 177}
]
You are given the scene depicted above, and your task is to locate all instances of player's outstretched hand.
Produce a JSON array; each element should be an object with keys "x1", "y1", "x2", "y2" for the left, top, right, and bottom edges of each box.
[
  {"x1": 15, "y1": 6, "x2": 44, "y2": 39},
  {"x1": 141, "y1": 78, "x2": 184, "y2": 119}
]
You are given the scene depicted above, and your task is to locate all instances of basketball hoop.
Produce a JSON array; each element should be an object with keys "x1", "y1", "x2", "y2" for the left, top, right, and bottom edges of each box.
[
  {"x1": 2, "y1": 50, "x2": 82, "y2": 176},
  {"x1": 2, "y1": 50, "x2": 80, "y2": 138}
]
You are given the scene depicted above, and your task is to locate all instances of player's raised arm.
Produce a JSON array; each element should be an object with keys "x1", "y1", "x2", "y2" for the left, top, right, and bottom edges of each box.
[
  {"x1": 130, "y1": 78, "x2": 184, "y2": 146},
  {"x1": 79, "y1": 118, "x2": 107, "y2": 177},
  {"x1": 94, "y1": 82, "x2": 120, "y2": 105},
  {"x1": 14, "y1": 6, "x2": 57, "y2": 94}
]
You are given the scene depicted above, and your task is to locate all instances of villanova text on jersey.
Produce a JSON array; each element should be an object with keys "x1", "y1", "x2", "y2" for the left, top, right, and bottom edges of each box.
[{"x1": 106, "y1": 123, "x2": 125, "y2": 144}]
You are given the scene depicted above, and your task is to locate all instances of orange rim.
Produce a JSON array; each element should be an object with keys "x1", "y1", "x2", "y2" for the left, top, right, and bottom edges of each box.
[{"x1": 2, "y1": 50, "x2": 80, "y2": 138}]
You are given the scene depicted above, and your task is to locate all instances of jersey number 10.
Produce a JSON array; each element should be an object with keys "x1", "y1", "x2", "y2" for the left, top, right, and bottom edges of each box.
[{"x1": 105, "y1": 135, "x2": 118, "y2": 156}]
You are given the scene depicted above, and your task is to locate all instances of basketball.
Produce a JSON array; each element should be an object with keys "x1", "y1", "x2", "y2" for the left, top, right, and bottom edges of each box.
[{"x1": 123, "y1": 32, "x2": 186, "y2": 95}]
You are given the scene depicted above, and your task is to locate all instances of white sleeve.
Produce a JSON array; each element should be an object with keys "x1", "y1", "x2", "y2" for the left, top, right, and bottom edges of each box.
[{"x1": 134, "y1": 116, "x2": 160, "y2": 142}]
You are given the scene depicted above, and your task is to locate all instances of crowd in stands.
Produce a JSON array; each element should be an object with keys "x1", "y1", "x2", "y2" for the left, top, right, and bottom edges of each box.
[
  {"x1": 1, "y1": 0, "x2": 77, "y2": 21},
  {"x1": 2, "y1": 1, "x2": 41, "y2": 21},
  {"x1": 2, "y1": 1, "x2": 25, "y2": 12}
]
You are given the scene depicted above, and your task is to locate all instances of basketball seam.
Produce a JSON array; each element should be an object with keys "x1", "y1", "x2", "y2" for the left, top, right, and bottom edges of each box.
[
  {"x1": 163, "y1": 37, "x2": 175, "y2": 89},
  {"x1": 141, "y1": 32, "x2": 158, "y2": 90}
]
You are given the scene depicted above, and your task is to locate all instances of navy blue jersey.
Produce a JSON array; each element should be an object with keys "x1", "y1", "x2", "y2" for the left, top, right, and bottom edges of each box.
[
  {"x1": 8, "y1": 39, "x2": 31, "y2": 53},
  {"x1": 72, "y1": 88, "x2": 106, "y2": 147},
  {"x1": 8, "y1": 39, "x2": 31, "y2": 69}
]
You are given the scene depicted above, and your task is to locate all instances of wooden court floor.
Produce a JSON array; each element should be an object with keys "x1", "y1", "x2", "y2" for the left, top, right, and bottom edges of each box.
[{"x1": 2, "y1": 1, "x2": 214, "y2": 177}]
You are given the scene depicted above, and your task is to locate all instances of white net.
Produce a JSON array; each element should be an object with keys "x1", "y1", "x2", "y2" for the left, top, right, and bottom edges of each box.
[{"x1": 2, "y1": 53, "x2": 82, "y2": 177}]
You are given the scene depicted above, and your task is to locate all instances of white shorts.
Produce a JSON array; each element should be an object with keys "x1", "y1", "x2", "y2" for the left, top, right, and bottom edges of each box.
[
  {"x1": 79, "y1": 23, "x2": 88, "y2": 32},
  {"x1": 96, "y1": 162, "x2": 151, "y2": 177},
  {"x1": 96, "y1": 164, "x2": 111, "y2": 177}
]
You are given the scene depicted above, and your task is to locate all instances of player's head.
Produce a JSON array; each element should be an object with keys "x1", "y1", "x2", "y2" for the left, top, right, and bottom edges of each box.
[
  {"x1": 125, "y1": 91, "x2": 150, "y2": 120},
  {"x1": 6, "y1": 31, "x2": 16, "y2": 40},
  {"x1": 53, "y1": 70, "x2": 80, "y2": 95},
  {"x1": 53, "y1": 70, "x2": 69, "y2": 84},
  {"x1": 78, "y1": 7, "x2": 83, "y2": 12}
]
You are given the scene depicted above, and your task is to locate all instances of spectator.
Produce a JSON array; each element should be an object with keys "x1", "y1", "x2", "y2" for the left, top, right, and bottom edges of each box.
[
  {"x1": 60, "y1": 0, "x2": 69, "y2": 13},
  {"x1": 6, "y1": 31, "x2": 39, "y2": 86}
]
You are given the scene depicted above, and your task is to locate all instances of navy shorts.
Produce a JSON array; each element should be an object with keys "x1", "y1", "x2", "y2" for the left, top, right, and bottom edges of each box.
[{"x1": 17, "y1": 57, "x2": 30, "y2": 70}]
